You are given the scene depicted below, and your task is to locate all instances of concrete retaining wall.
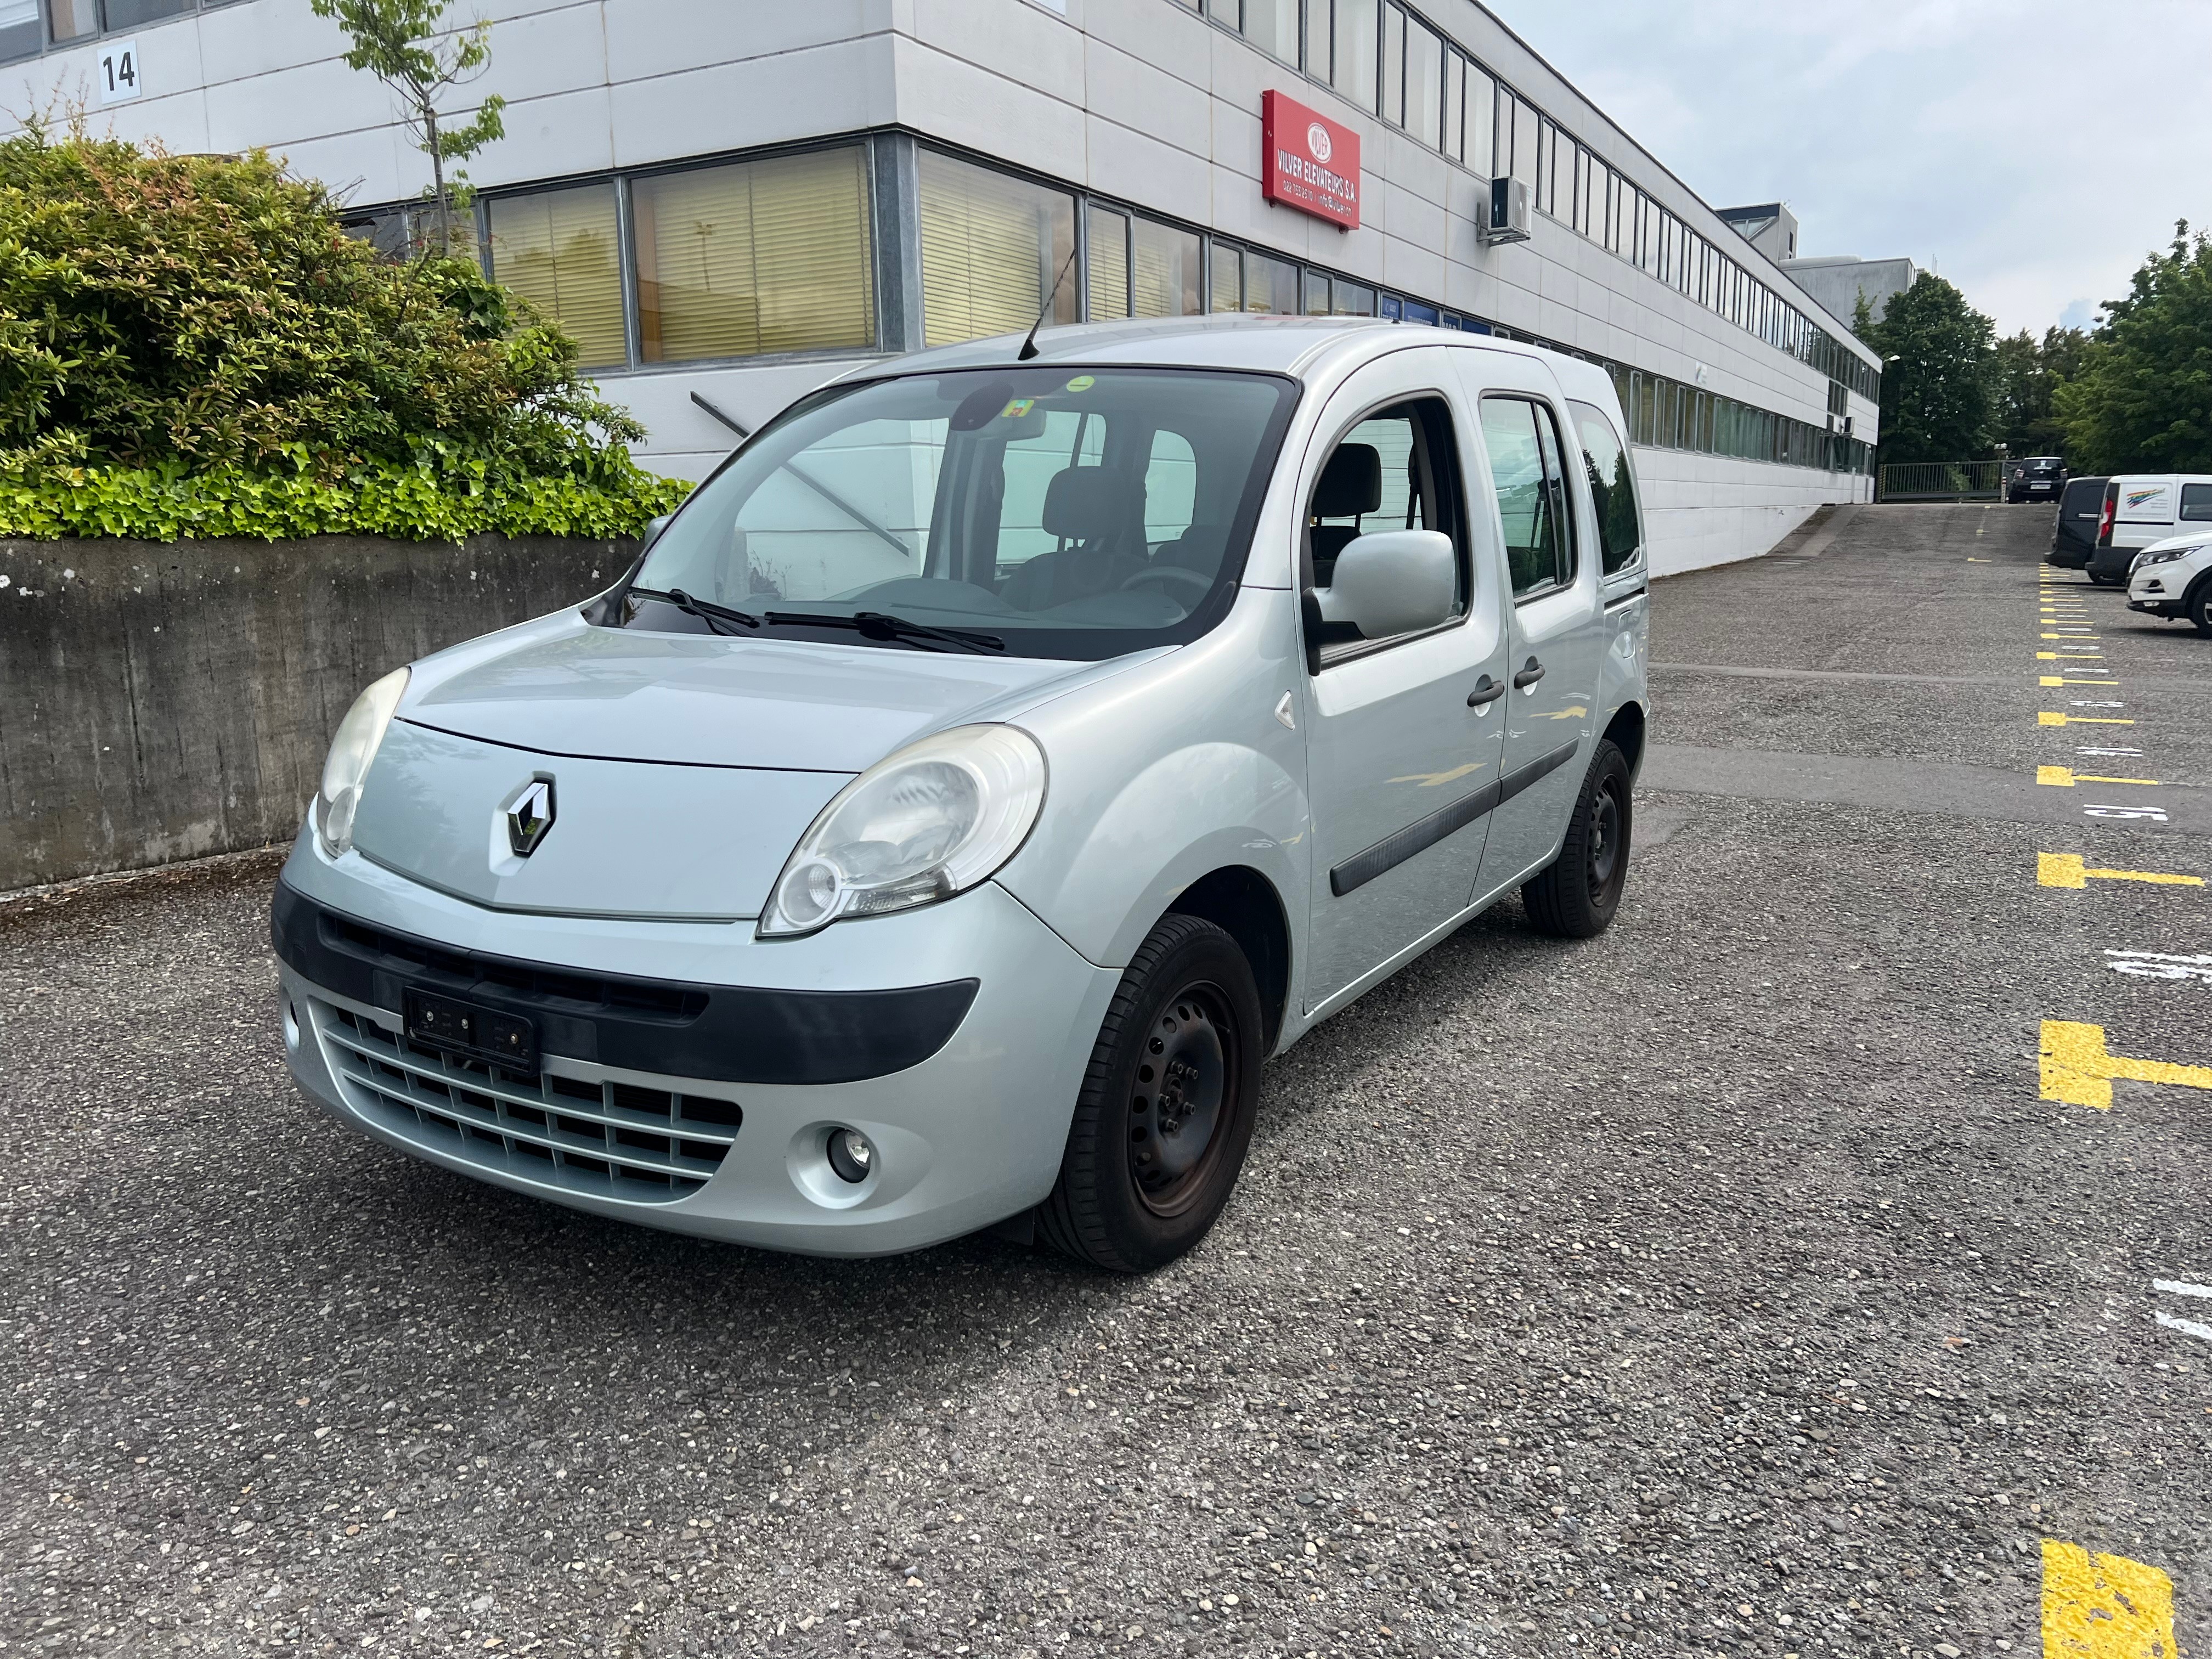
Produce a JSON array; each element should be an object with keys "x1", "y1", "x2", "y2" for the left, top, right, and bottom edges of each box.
[{"x1": 0, "y1": 535, "x2": 636, "y2": 894}]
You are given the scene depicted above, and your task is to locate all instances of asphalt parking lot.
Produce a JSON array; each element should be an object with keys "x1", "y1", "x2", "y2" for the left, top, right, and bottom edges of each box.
[{"x1": 3, "y1": 503, "x2": 2206, "y2": 1659}]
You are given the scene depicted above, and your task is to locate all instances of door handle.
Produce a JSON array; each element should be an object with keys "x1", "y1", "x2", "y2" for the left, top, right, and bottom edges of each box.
[
  {"x1": 1512, "y1": 656, "x2": 1546, "y2": 689},
  {"x1": 1466, "y1": 674, "x2": 1504, "y2": 708}
]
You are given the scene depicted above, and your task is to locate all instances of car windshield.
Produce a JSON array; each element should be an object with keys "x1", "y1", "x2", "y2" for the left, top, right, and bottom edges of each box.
[{"x1": 625, "y1": 366, "x2": 1298, "y2": 660}]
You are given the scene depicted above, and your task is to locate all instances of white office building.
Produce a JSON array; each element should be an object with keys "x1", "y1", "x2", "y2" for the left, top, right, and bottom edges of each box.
[{"x1": 3, "y1": 0, "x2": 1882, "y2": 574}]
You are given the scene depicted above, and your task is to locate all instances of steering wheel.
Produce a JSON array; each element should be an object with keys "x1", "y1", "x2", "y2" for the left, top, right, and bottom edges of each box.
[{"x1": 1121, "y1": 566, "x2": 1214, "y2": 605}]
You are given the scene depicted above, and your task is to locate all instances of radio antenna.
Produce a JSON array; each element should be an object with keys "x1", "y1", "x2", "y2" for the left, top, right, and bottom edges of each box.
[{"x1": 1018, "y1": 246, "x2": 1080, "y2": 361}]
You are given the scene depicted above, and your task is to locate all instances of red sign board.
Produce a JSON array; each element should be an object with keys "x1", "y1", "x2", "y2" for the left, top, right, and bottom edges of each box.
[{"x1": 1261, "y1": 89, "x2": 1361, "y2": 230}]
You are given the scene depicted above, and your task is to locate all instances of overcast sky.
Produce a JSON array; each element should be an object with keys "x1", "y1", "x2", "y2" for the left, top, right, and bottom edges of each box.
[{"x1": 1485, "y1": 0, "x2": 2212, "y2": 338}]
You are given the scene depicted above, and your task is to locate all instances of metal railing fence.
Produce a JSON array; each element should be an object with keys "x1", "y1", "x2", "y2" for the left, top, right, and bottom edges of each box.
[{"x1": 1877, "y1": 461, "x2": 2004, "y2": 502}]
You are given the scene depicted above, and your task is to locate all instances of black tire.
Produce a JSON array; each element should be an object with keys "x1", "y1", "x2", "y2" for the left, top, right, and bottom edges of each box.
[
  {"x1": 2189, "y1": 578, "x2": 2212, "y2": 637},
  {"x1": 2087, "y1": 568, "x2": 2124, "y2": 588},
  {"x1": 1037, "y1": 915, "x2": 1263, "y2": 1273},
  {"x1": 1521, "y1": 738, "x2": 1633, "y2": 939}
]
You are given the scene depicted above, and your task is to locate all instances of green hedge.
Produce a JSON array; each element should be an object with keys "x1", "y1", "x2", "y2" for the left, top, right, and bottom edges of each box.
[
  {"x1": 0, "y1": 450, "x2": 689, "y2": 542},
  {"x1": 0, "y1": 124, "x2": 688, "y2": 540}
]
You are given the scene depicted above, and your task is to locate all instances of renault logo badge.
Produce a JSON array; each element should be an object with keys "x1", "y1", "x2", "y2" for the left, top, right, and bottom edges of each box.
[{"x1": 504, "y1": 777, "x2": 556, "y2": 858}]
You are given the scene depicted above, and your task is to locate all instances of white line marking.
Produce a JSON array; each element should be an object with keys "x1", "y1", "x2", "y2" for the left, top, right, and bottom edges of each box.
[
  {"x1": 2153, "y1": 1310, "x2": 2212, "y2": 1345},
  {"x1": 2104, "y1": 950, "x2": 2212, "y2": 983},
  {"x1": 2077, "y1": 746, "x2": 2145, "y2": 757},
  {"x1": 2153, "y1": 1278, "x2": 2212, "y2": 1300}
]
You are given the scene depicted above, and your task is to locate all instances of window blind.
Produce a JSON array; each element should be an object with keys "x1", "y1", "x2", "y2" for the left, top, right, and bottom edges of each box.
[
  {"x1": 635, "y1": 146, "x2": 873, "y2": 363},
  {"x1": 1131, "y1": 218, "x2": 1200, "y2": 319},
  {"x1": 487, "y1": 184, "x2": 626, "y2": 370},
  {"x1": 917, "y1": 150, "x2": 1076, "y2": 349},
  {"x1": 1087, "y1": 207, "x2": 1130, "y2": 321}
]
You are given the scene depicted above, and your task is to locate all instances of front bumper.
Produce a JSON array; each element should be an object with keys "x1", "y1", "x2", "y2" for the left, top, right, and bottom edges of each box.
[
  {"x1": 274, "y1": 833, "x2": 1120, "y2": 1255},
  {"x1": 2128, "y1": 565, "x2": 2194, "y2": 615}
]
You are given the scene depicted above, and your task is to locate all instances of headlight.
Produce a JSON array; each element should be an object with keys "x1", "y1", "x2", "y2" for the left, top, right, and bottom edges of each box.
[
  {"x1": 759, "y1": 724, "x2": 1047, "y2": 938},
  {"x1": 316, "y1": 667, "x2": 409, "y2": 857},
  {"x1": 2138, "y1": 544, "x2": 2200, "y2": 566}
]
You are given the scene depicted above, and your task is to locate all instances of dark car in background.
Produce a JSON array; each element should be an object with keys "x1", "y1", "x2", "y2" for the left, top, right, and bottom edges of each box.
[
  {"x1": 2009, "y1": 456, "x2": 2066, "y2": 503},
  {"x1": 2049, "y1": 476, "x2": 2108, "y2": 569}
]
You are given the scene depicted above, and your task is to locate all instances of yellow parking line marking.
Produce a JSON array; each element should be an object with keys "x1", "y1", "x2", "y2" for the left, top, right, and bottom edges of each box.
[
  {"x1": 2039, "y1": 713, "x2": 2134, "y2": 726},
  {"x1": 2040, "y1": 1539, "x2": 2175, "y2": 1657},
  {"x1": 2039, "y1": 766, "x2": 2161, "y2": 786},
  {"x1": 2040, "y1": 1020, "x2": 2212, "y2": 1110},
  {"x1": 2038, "y1": 853, "x2": 2205, "y2": 889},
  {"x1": 1968, "y1": 556, "x2": 1991, "y2": 562},
  {"x1": 2041, "y1": 676, "x2": 2119, "y2": 686},
  {"x1": 2041, "y1": 633, "x2": 2101, "y2": 641}
]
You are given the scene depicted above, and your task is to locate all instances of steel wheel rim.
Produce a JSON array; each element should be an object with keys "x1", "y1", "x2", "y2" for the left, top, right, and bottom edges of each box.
[
  {"x1": 1127, "y1": 983, "x2": 1236, "y2": 1218},
  {"x1": 1588, "y1": 778, "x2": 1623, "y2": 896}
]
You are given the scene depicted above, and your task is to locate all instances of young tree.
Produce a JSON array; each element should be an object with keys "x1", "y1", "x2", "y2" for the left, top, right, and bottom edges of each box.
[
  {"x1": 1990, "y1": 325, "x2": 2089, "y2": 459},
  {"x1": 2057, "y1": 223, "x2": 2212, "y2": 475},
  {"x1": 309, "y1": 0, "x2": 505, "y2": 256},
  {"x1": 1859, "y1": 273, "x2": 1996, "y2": 467}
]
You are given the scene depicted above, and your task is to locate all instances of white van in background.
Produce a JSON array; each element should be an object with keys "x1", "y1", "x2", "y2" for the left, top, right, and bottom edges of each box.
[{"x1": 2087, "y1": 474, "x2": 2212, "y2": 584}]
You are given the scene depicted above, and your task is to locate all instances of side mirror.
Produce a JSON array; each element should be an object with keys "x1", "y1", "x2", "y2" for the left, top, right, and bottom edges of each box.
[
  {"x1": 1318, "y1": 529, "x2": 1456, "y2": 639},
  {"x1": 640, "y1": 514, "x2": 673, "y2": 551}
]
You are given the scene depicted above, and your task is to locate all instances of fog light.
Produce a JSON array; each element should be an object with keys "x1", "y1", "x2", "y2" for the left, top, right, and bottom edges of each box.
[{"x1": 826, "y1": 1127, "x2": 874, "y2": 1184}]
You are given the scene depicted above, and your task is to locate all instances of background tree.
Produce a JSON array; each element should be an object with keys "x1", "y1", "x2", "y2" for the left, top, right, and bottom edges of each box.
[
  {"x1": 309, "y1": 0, "x2": 505, "y2": 256},
  {"x1": 1989, "y1": 325, "x2": 2088, "y2": 459},
  {"x1": 1857, "y1": 273, "x2": 1996, "y2": 466},
  {"x1": 2056, "y1": 223, "x2": 2212, "y2": 475}
]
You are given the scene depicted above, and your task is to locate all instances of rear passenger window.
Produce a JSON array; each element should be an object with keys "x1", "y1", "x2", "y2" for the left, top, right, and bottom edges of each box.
[
  {"x1": 1480, "y1": 397, "x2": 1577, "y2": 597},
  {"x1": 2180, "y1": 483, "x2": 2212, "y2": 522},
  {"x1": 1568, "y1": 399, "x2": 1642, "y2": 577}
]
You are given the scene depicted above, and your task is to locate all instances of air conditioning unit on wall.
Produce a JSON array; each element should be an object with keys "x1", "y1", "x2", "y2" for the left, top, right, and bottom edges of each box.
[{"x1": 1482, "y1": 177, "x2": 1531, "y2": 246}]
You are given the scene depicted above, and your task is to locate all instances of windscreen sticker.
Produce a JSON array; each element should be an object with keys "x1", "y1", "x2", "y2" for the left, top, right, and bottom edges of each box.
[
  {"x1": 1000, "y1": 398, "x2": 1037, "y2": 420},
  {"x1": 1063, "y1": 375, "x2": 1096, "y2": 393}
]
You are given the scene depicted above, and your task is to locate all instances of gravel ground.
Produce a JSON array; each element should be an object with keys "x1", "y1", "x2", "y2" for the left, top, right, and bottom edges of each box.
[{"x1": 2, "y1": 504, "x2": 2206, "y2": 1659}]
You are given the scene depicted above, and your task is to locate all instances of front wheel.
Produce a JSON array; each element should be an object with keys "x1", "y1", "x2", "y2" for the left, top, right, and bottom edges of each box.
[
  {"x1": 2189, "y1": 580, "x2": 2212, "y2": 637},
  {"x1": 1521, "y1": 738, "x2": 1633, "y2": 939},
  {"x1": 1037, "y1": 914, "x2": 1263, "y2": 1273}
]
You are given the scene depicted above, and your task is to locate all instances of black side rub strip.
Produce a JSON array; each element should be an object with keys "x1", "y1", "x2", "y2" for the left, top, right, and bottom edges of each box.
[
  {"x1": 1329, "y1": 740, "x2": 1582, "y2": 898},
  {"x1": 270, "y1": 882, "x2": 978, "y2": 1086}
]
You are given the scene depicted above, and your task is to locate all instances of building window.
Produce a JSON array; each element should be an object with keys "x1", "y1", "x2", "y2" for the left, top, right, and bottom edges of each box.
[
  {"x1": 1132, "y1": 217, "x2": 1201, "y2": 318},
  {"x1": 917, "y1": 149, "x2": 1076, "y2": 349},
  {"x1": 1464, "y1": 63, "x2": 1494, "y2": 177},
  {"x1": 1239, "y1": 0, "x2": 1297, "y2": 62},
  {"x1": 1380, "y1": 2, "x2": 1404, "y2": 126},
  {"x1": 102, "y1": 0, "x2": 189, "y2": 26},
  {"x1": 633, "y1": 146, "x2": 874, "y2": 363},
  {"x1": 1300, "y1": 0, "x2": 1328, "y2": 76},
  {"x1": 0, "y1": 0, "x2": 37, "y2": 59},
  {"x1": 1332, "y1": 0, "x2": 1376, "y2": 112},
  {"x1": 46, "y1": 0, "x2": 95, "y2": 40},
  {"x1": 1404, "y1": 15, "x2": 1441, "y2": 149},
  {"x1": 1087, "y1": 205, "x2": 1130, "y2": 319},
  {"x1": 1215, "y1": 241, "x2": 1300, "y2": 314},
  {"x1": 486, "y1": 183, "x2": 626, "y2": 370}
]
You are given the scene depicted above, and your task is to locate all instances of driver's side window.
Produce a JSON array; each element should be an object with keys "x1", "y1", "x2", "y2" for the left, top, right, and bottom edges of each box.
[{"x1": 1304, "y1": 397, "x2": 1469, "y2": 665}]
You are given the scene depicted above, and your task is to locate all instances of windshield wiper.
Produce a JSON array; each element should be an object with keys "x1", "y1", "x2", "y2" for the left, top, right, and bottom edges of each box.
[
  {"x1": 761, "y1": 610, "x2": 1006, "y2": 653},
  {"x1": 628, "y1": 586, "x2": 760, "y2": 635}
]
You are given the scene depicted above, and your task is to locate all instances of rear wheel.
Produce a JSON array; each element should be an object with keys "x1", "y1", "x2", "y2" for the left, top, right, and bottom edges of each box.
[
  {"x1": 1037, "y1": 915, "x2": 1263, "y2": 1273},
  {"x1": 1522, "y1": 738, "x2": 1633, "y2": 939}
]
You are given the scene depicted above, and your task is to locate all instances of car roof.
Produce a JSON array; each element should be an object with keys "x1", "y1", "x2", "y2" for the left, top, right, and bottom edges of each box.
[{"x1": 837, "y1": 313, "x2": 1618, "y2": 404}]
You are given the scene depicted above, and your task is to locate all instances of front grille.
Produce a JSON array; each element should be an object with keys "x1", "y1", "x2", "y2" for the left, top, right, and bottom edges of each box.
[{"x1": 311, "y1": 1001, "x2": 741, "y2": 1204}]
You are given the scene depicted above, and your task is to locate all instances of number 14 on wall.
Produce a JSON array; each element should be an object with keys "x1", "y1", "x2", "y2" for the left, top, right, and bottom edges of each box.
[{"x1": 98, "y1": 39, "x2": 143, "y2": 105}]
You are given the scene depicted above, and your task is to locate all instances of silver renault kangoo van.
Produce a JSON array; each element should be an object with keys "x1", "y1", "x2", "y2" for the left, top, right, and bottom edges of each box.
[{"x1": 273, "y1": 316, "x2": 1651, "y2": 1271}]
